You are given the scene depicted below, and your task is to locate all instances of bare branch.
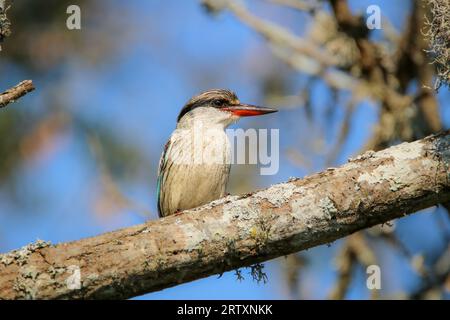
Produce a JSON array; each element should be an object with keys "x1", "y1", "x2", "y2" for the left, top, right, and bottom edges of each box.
[
  {"x1": 265, "y1": 0, "x2": 320, "y2": 12},
  {"x1": 0, "y1": 80, "x2": 35, "y2": 108},
  {"x1": 0, "y1": 131, "x2": 449, "y2": 299}
]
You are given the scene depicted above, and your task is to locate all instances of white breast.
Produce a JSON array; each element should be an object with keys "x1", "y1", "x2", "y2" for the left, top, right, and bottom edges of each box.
[{"x1": 160, "y1": 126, "x2": 231, "y2": 215}]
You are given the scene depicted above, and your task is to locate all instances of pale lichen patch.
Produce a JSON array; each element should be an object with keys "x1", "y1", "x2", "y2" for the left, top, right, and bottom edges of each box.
[
  {"x1": 203, "y1": 198, "x2": 253, "y2": 237},
  {"x1": 176, "y1": 223, "x2": 208, "y2": 252},
  {"x1": 289, "y1": 189, "x2": 321, "y2": 222},
  {"x1": 222, "y1": 198, "x2": 258, "y2": 221},
  {"x1": 376, "y1": 139, "x2": 424, "y2": 161},
  {"x1": 319, "y1": 196, "x2": 338, "y2": 220},
  {"x1": 253, "y1": 182, "x2": 299, "y2": 207},
  {"x1": 347, "y1": 141, "x2": 424, "y2": 174},
  {"x1": 356, "y1": 141, "x2": 426, "y2": 190},
  {"x1": 357, "y1": 159, "x2": 413, "y2": 191},
  {"x1": 220, "y1": 198, "x2": 265, "y2": 238}
]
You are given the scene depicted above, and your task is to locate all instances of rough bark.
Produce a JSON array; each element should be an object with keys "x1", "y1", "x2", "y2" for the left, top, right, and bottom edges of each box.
[
  {"x1": 0, "y1": 131, "x2": 449, "y2": 300},
  {"x1": 0, "y1": 80, "x2": 35, "y2": 108}
]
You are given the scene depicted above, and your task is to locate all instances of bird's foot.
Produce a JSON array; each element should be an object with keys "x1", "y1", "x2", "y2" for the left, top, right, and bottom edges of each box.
[{"x1": 174, "y1": 209, "x2": 183, "y2": 216}]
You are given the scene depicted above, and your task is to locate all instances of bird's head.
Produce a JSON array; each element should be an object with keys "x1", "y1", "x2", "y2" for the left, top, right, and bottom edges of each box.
[{"x1": 176, "y1": 89, "x2": 277, "y2": 128}]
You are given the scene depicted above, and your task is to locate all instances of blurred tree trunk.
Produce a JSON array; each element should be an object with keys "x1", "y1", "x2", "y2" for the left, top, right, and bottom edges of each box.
[{"x1": 0, "y1": 132, "x2": 449, "y2": 299}]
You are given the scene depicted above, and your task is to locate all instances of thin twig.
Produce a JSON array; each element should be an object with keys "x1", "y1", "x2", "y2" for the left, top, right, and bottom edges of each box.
[{"x1": 0, "y1": 80, "x2": 35, "y2": 108}]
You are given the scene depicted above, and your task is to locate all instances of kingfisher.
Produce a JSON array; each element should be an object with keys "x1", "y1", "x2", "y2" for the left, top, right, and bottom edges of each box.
[{"x1": 157, "y1": 89, "x2": 277, "y2": 217}]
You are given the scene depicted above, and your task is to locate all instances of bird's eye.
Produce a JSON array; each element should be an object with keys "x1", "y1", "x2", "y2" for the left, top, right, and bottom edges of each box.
[{"x1": 212, "y1": 99, "x2": 226, "y2": 107}]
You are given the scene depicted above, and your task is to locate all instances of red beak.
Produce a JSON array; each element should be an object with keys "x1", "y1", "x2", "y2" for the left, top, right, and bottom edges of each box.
[{"x1": 222, "y1": 104, "x2": 278, "y2": 117}]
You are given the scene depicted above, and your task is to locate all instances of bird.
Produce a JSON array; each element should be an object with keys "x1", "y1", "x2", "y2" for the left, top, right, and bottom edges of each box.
[{"x1": 157, "y1": 89, "x2": 277, "y2": 217}]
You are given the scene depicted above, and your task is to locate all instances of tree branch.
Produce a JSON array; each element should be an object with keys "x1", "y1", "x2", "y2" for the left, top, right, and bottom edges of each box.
[
  {"x1": 0, "y1": 80, "x2": 35, "y2": 108},
  {"x1": 0, "y1": 131, "x2": 449, "y2": 299}
]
